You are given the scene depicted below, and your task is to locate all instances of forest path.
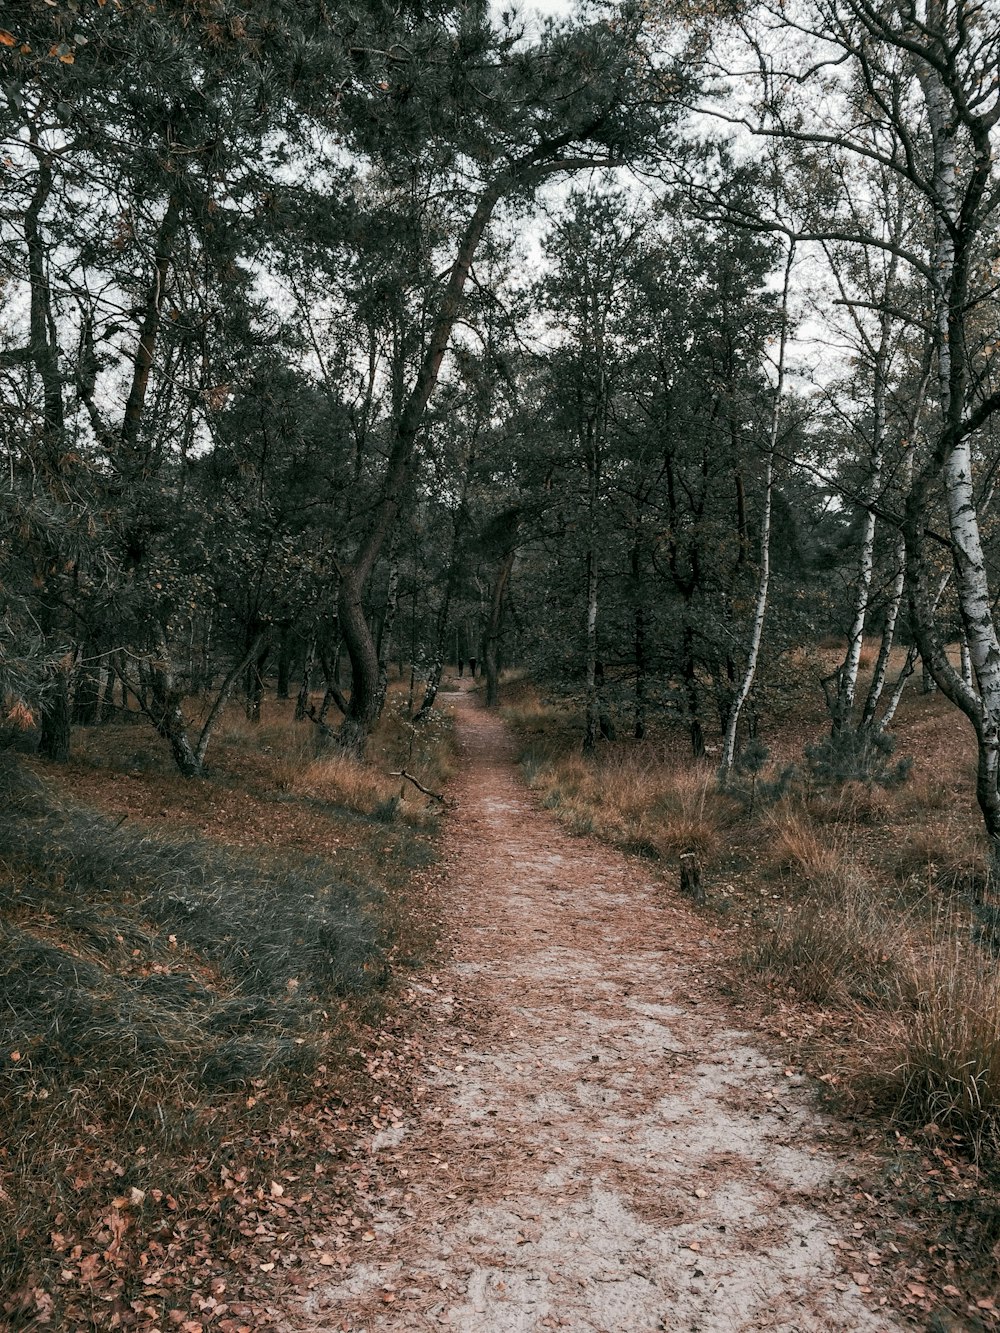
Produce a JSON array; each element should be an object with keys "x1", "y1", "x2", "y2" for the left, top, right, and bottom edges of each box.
[{"x1": 290, "y1": 684, "x2": 900, "y2": 1333}]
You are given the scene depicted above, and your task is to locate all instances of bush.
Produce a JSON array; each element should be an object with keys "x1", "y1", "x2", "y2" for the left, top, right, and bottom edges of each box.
[
  {"x1": 805, "y1": 726, "x2": 912, "y2": 790},
  {"x1": 886, "y1": 944, "x2": 1000, "y2": 1159}
]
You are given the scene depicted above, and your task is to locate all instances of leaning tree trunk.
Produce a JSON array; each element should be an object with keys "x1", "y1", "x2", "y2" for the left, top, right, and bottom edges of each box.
[
  {"x1": 335, "y1": 174, "x2": 512, "y2": 752},
  {"x1": 146, "y1": 629, "x2": 268, "y2": 777},
  {"x1": 337, "y1": 567, "x2": 384, "y2": 754},
  {"x1": 334, "y1": 140, "x2": 619, "y2": 751}
]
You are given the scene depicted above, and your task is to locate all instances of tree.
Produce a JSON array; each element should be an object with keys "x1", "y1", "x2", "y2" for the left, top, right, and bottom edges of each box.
[{"x1": 712, "y1": 0, "x2": 1000, "y2": 854}]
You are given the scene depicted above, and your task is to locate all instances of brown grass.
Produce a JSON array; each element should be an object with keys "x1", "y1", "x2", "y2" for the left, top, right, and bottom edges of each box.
[
  {"x1": 4, "y1": 678, "x2": 457, "y2": 1328},
  {"x1": 519, "y1": 730, "x2": 736, "y2": 863},
  {"x1": 749, "y1": 875, "x2": 908, "y2": 1008},
  {"x1": 878, "y1": 939, "x2": 1000, "y2": 1156},
  {"x1": 502, "y1": 675, "x2": 1000, "y2": 1178},
  {"x1": 759, "y1": 807, "x2": 854, "y2": 885}
]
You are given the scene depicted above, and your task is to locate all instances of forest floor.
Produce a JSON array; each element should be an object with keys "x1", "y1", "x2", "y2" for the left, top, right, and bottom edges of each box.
[{"x1": 282, "y1": 683, "x2": 912, "y2": 1332}]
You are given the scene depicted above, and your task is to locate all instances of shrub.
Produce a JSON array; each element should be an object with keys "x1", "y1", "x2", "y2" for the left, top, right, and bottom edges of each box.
[
  {"x1": 886, "y1": 944, "x2": 1000, "y2": 1158},
  {"x1": 805, "y1": 726, "x2": 912, "y2": 790}
]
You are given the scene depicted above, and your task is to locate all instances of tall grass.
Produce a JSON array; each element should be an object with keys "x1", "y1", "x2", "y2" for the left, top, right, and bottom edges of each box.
[
  {"x1": 516, "y1": 734, "x2": 736, "y2": 861},
  {"x1": 886, "y1": 941, "x2": 1000, "y2": 1156}
]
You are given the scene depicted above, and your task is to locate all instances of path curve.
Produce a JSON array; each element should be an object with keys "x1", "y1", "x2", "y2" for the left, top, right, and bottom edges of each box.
[{"x1": 291, "y1": 687, "x2": 900, "y2": 1332}]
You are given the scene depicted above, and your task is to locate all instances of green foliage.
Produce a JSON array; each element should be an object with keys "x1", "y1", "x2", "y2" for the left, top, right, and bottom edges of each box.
[
  {"x1": 805, "y1": 726, "x2": 913, "y2": 790},
  {"x1": 719, "y1": 739, "x2": 797, "y2": 811},
  {"x1": 0, "y1": 756, "x2": 385, "y2": 1101}
]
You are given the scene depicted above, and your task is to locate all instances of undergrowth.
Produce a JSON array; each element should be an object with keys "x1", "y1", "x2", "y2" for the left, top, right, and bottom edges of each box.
[
  {"x1": 501, "y1": 676, "x2": 1000, "y2": 1177},
  {"x1": 0, "y1": 679, "x2": 455, "y2": 1328}
]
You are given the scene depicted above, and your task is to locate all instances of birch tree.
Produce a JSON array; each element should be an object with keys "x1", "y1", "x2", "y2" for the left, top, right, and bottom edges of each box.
[
  {"x1": 719, "y1": 240, "x2": 794, "y2": 775},
  {"x1": 720, "y1": 0, "x2": 1000, "y2": 854}
]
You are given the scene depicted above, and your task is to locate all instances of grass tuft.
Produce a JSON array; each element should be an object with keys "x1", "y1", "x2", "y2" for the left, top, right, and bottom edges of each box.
[
  {"x1": 0, "y1": 677, "x2": 458, "y2": 1326},
  {"x1": 747, "y1": 873, "x2": 905, "y2": 1007},
  {"x1": 881, "y1": 943, "x2": 1000, "y2": 1157}
]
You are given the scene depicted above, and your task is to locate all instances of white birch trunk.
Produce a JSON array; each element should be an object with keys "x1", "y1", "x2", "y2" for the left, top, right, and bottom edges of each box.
[
  {"x1": 833, "y1": 327, "x2": 889, "y2": 730},
  {"x1": 877, "y1": 569, "x2": 951, "y2": 734},
  {"x1": 860, "y1": 530, "x2": 905, "y2": 729},
  {"x1": 918, "y1": 31, "x2": 1000, "y2": 854},
  {"x1": 719, "y1": 242, "x2": 794, "y2": 776}
]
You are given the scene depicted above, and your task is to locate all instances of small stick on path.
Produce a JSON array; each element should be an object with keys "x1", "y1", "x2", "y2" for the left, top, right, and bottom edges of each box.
[{"x1": 390, "y1": 769, "x2": 447, "y2": 803}]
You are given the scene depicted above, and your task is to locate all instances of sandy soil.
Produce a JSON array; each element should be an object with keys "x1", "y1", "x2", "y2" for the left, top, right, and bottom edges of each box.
[{"x1": 285, "y1": 686, "x2": 902, "y2": 1332}]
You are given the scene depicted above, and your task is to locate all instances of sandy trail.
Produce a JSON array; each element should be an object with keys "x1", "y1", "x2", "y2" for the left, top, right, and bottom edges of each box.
[{"x1": 289, "y1": 687, "x2": 900, "y2": 1332}]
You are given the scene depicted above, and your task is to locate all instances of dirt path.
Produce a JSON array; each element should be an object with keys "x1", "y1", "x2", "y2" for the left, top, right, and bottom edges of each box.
[{"x1": 288, "y1": 688, "x2": 902, "y2": 1332}]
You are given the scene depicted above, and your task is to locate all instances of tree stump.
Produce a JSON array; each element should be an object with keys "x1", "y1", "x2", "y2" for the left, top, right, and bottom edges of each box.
[{"x1": 679, "y1": 852, "x2": 706, "y2": 906}]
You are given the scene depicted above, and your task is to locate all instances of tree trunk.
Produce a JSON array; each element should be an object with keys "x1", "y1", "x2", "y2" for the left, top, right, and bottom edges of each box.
[
  {"x1": 417, "y1": 482, "x2": 473, "y2": 720},
  {"x1": 337, "y1": 568, "x2": 382, "y2": 753},
  {"x1": 147, "y1": 636, "x2": 201, "y2": 777},
  {"x1": 276, "y1": 626, "x2": 293, "y2": 700},
  {"x1": 318, "y1": 638, "x2": 349, "y2": 724},
  {"x1": 39, "y1": 658, "x2": 72, "y2": 762},
  {"x1": 120, "y1": 194, "x2": 181, "y2": 469},
  {"x1": 146, "y1": 628, "x2": 269, "y2": 776},
  {"x1": 73, "y1": 647, "x2": 101, "y2": 726},
  {"x1": 960, "y1": 629, "x2": 975, "y2": 692},
  {"x1": 334, "y1": 141, "x2": 598, "y2": 748},
  {"x1": 902, "y1": 27, "x2": 1000, "y2": 870},
  {"x1": 25, "y1": 136, "x2": 72, "y2": 763},
  {"x1": 334, "y1": 175, "x2": 512, "y2": 749},
  {"x1": 680, "y1": 852, "x2": 706, "y2": 906},
  {"x1": 484, "y1": 548, "x2": 516, "y2": 709},
  {"x1": 719, "y1": 242, "x2": 794, "y2": 776},
  {"x1": 295, "y1": 638, "x2": 316, "y2": 721},
  {"x1": 632, "y1": 540, "x2": 648, "y2": 741},
  {"x1": 244, "y1": 641, "x2": 269, "y2": 722},
  {"x1": 583, "y1": 545, "x2": 601, "y2": 753},
  {"x1": 376, "y1": 545, "x2": 400, "y2": 716},
  {"x1": 99, "y1": 655, "x2": 118, "y2": 722},
  {"x1": 861, "y1": 539, "x2": 906, "y2": 730}
]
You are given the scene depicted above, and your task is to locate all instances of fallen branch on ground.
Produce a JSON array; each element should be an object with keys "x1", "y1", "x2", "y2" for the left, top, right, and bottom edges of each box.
[{"x1": 390, "y1": 769, "x2": 446, "y2": 803}]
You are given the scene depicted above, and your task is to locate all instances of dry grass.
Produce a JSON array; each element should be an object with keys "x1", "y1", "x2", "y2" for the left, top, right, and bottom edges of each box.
[
  {"x1": 878, "y1": 939, "x2": 1000, "y2": 1157},
  {"x1": 749, "y1": 875, "x2": 908, "y2": 1008},
  {"x1": 76, "y1": 680, "x2": 457, "y2": 825},
  {"x1": 760, "y1": 807, "x2": 854, "y2": 885},
  {"x1": 2, "y1": 678, "x2": 458, "y2": 1326},
  {"x1": 501, "y1": 675, "x2": 1000, "y2": 1176},
  {"x1": 519, "y1": 729, "x2": 736, "y2": 863}
]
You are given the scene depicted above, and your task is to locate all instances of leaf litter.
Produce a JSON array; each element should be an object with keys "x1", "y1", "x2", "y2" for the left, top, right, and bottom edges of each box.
[{"x1": 283, "y1": 686, "x2": 906, "y2": 1333}]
